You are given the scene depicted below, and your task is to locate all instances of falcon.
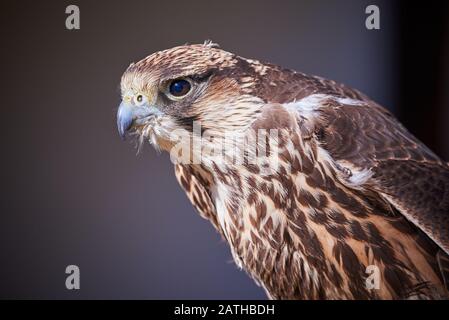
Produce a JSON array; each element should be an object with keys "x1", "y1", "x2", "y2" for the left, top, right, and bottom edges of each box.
[{"x1": 117, "y1": 42, "x2": 449, "y2": 299}]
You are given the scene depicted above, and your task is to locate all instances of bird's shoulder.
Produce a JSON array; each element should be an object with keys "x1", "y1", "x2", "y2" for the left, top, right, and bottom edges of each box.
[{"x1": 253, "y1": 92, "x2": 449, "y2": 255}]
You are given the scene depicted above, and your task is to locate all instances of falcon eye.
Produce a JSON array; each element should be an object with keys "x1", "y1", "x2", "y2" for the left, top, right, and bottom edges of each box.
[
  {"x1": 168, "y1": 79, "x2": 191, "y2": 97},
  {"x1": 136, "y1": 95, "x2": 143, "y2": 102}
]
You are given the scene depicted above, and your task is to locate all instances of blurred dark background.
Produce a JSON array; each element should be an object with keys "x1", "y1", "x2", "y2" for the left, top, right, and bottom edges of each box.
[{"x1": 0, "y1": 0, "x2": 448, "y2": 299}]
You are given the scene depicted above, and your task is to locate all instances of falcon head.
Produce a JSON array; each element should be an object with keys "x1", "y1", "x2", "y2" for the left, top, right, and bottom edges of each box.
[{"x1": 117, "y1": 43, "x2": 268, "y2": 153}]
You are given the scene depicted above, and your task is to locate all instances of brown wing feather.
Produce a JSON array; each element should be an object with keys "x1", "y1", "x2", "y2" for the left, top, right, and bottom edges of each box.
[{"x1": 314, "y1": 99, "x2": 449, "y2": 254}]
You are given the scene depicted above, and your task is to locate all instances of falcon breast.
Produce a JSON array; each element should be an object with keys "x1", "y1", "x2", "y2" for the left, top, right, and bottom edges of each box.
[{"x1": 117, "y1": 42, "x2": 449, "y2": 299}]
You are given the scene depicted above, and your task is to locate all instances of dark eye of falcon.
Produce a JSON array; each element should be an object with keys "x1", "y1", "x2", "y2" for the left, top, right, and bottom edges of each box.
[
  {"x1": 168, "y1": 79, "x2": 191, "y2": 97},
  {"x1": 136, "y1": 94, "x2": 143, "y2": 102}
]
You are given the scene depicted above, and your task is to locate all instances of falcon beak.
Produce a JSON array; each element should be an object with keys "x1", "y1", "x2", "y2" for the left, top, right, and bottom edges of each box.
[
  {"x1": 117, "y1": 101, "x2": 133, "y2": 139},
  {"x1": 117, "y1": 101, "x2": 162, "y2": 139}
]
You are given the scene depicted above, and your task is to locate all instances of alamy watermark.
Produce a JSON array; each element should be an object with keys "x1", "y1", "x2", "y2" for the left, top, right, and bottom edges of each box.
[
  {"x1": 365, "y1": 264, "x2": 380, "y2": 290},
  {"x1": 144, "y1": 121, "x2": 284, "y2": 176},
  {"x1": 365, "y1": 5, "x2": 380, "y2": 30},
  {"x1": 65, "y1": 5, "x2": 80, "y2": 30},
  {"x1": 65, "y1": 265, "x2": 80, "y2": 290}
]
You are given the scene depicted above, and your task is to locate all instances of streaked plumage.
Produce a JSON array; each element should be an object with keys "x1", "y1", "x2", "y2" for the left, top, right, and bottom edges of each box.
[{"x1": 117, "y1": 42, "x2": 449, "y2": 299}]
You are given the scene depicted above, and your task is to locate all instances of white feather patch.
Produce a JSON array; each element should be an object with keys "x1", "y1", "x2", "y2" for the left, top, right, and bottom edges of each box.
[
  {"x1": 284, "y1": 93, "x2": 366, "y2": 120},
  {"x1": 346, "y1": 167, "x2": 373, "y2": 188}
]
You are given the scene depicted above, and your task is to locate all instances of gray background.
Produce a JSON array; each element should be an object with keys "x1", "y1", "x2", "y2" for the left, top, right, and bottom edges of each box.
[{"x1": 0, "y1": 0, "x2": 448, "y2": 299}]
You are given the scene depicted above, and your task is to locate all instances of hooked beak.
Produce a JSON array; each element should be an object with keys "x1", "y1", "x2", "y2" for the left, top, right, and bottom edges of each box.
[
  {"x1": 117, "y1": 102, "x2": 133, "y2": 139},
  {"x1": 116, "y1": 101, "x2": 161, "y2": 139}
]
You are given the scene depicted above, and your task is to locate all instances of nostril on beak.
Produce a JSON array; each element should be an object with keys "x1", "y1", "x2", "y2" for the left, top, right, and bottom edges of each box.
[{"x1": 117, "y1": 103, "x2": 133, "y2": 139}]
